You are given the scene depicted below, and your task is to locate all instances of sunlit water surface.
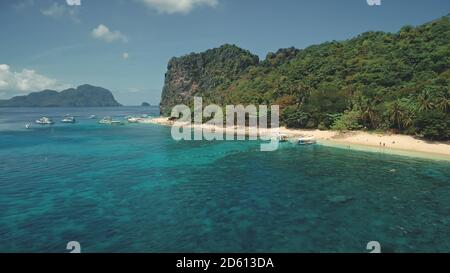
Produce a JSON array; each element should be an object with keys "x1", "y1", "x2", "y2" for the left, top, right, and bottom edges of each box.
[{"x1": 0, "y1": 107, "x2": 449, "y2": 252}]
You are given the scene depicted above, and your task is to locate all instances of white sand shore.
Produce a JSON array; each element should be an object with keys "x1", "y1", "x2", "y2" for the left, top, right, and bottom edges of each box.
[{"x1": 140, "y1": 117, "x2": 450, "y2": 160}]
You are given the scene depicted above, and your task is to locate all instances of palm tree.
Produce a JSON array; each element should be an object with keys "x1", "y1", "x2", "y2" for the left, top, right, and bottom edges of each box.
[
  {"x1": 402, "y1": 114, "x2": 414, "y2": 129},
  {"x1": 388, "y1": 101, "x2": 404, "y2": 130},
  {"x1": 435, "y1": 92, "x2": 450, "y2": 113},
  {"x1": 362, "y1": 98, "x2": 377, "y2": 129},
  {"x1": 417, "y1": 91, "x2": 434, "y2": 112},
  {"x1": 401, "y1": 98, "x2": 419, "y2": 129}
]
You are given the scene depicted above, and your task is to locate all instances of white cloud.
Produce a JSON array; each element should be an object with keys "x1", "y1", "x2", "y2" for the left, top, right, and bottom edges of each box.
[
  {"x1": 0, "y1": 64, "x2": 70, "y2": 92},
  {"x1": 41, "y1": 2, "x2": 80, "y2": 22},
  {"x1": 122, "y1": 52, "x2": 129, "y2": 60},
  {"x1": 91, "y1": 24, "x2": 128, "y2": 43},
  {"x1": 66, "y1": 0, "x2": 81, "y2": 6},
  {"x1": 141, "y1": 0, "x2": 218, "y2": 14}
]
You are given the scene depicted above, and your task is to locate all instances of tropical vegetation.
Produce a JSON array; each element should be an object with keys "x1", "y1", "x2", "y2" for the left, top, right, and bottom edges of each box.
[{"x1": 161, "y1": 15, "x2": 450, "y2": 140}]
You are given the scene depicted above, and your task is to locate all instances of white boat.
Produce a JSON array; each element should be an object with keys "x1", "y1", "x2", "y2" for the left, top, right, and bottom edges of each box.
[
  {"x1": 277, "y1": 134, "x2": 289, "y2": 142},
  {"x1": 127, "y1": 117, "x2": 140, "y2": 123},
  {"x1": 270, "y1": 133, "x2": 289, "y2": 142},
  {"x1": 35, "y1": 117, "x2": 54, "y2": 125},
  {"x1": 89, "y1": 115, "x2": 97, "y2": 119},
  {"x1": 98, "y1": 116, "x2": 113, "y2": 124},
  {"x1": 61, "y1": 115, "x2": 76, "y2": 123},
  {"x1": 298, "y1": 137, "x2": 316, "y2": 145},
  {"x1": 98, "y1": 117, "x2": 124, "y2": 125},
  {"x1": 25, "y1": 123, "x2": 31, "y2": 129}
]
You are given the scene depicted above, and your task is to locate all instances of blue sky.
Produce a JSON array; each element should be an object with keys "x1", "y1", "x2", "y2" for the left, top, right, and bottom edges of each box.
[{"x1": 0, "y1": 0, "x2": 448, "y2": 105}]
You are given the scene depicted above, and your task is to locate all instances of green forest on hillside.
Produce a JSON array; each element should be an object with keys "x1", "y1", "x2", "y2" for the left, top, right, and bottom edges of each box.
[{"x1": 162, "y1": 16, "x2": 450, "y2": 140}]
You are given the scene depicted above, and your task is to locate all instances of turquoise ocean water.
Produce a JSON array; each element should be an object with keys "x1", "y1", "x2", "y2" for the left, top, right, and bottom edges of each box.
[{"x1": 0, "y1": 107, "x2": 449, "y2": 253}]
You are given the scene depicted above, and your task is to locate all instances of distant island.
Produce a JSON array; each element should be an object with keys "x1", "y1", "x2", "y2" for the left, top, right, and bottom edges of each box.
[
  {"x1": 0, "y1": 84, "x2": 121, "y2": 107},
  {"x1": 160, "y1": 15, "x2": 449, "y2": 141},
  {"x1": 141, "y1": 102, "x2": 151, "y2": 107}
]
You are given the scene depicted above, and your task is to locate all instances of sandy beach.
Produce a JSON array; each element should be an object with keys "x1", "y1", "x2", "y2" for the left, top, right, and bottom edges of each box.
[{"x1": 140, "y1": 117, "x2": 450, "y2": 160}]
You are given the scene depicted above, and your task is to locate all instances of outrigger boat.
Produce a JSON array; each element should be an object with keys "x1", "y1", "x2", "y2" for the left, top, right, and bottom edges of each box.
[
  {"x1": 127, "y1": 117, "x2": 140, "y2": 123},
  {"x1": 298, "y1": 137, "x2": 316, "y2": 145},
  {"x1": 35, "y1": 117, "x2": 54, "y2": 125},
  {"x1": 61, "y1": 115, "x2": 76, "y2": 123},
  {"x1": 277, "y1": 134, "x2": 289, "y2": 142},
  {"x1": 98, "y1": 116, "x2": 124, "y2": 125},
  {"x1": 98, "y1": 116, "x2": 113, "y2": 124},
  {"x1": 271, "y1": 133, "x2": 289, "y2": 142}
]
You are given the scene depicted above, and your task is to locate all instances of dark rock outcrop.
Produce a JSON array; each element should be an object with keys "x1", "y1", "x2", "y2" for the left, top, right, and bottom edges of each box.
[{"x1": 159, "y1": 44, "x2": 259, "y2": 115}]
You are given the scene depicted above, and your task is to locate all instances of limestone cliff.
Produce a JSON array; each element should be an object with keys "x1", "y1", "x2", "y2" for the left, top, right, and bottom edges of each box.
[{"x1": 159, "y1": 44, "x2": 259, "y2": 115}]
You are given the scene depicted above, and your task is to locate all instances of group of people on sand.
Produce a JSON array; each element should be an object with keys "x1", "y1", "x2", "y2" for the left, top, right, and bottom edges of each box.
[
  {"x1": 346, "y1": 141, "x2": 395, "y2": 150},
  {"x1": 379, "y1": 141, "x2": 396, "y2": 147}
]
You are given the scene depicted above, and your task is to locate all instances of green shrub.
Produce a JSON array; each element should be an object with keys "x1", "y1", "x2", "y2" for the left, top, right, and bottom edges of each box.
[
  {"x1": 331, "y1": 110, "x2": 363, "y2": 131},
  {"x1": 413, "y1": 111, "x2": 449, "y2": 140}
]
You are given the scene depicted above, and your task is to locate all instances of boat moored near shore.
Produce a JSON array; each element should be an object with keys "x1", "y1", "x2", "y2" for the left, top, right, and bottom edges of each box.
[
  {"x1": 61, "y1": 115, "x2": 76, "y2": 124},
  {"x1": 98, "y1": 116, "x2": 113, "y2": 124},
  {"x1": 99, "y1": 116, "x2": 125, "y2": 125},
  {"x1": 298, "y1": 137, "x2": 316, "y2": 145},
  {"x1": 127, "y1": 117, "x2": 141, "y2": 123},
  {"x1": 277, "y1": 134, "x2": 289, "y2": 142},
  {"x1": 35, "y1": 117, "x2": 54, "y2": 125}
]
